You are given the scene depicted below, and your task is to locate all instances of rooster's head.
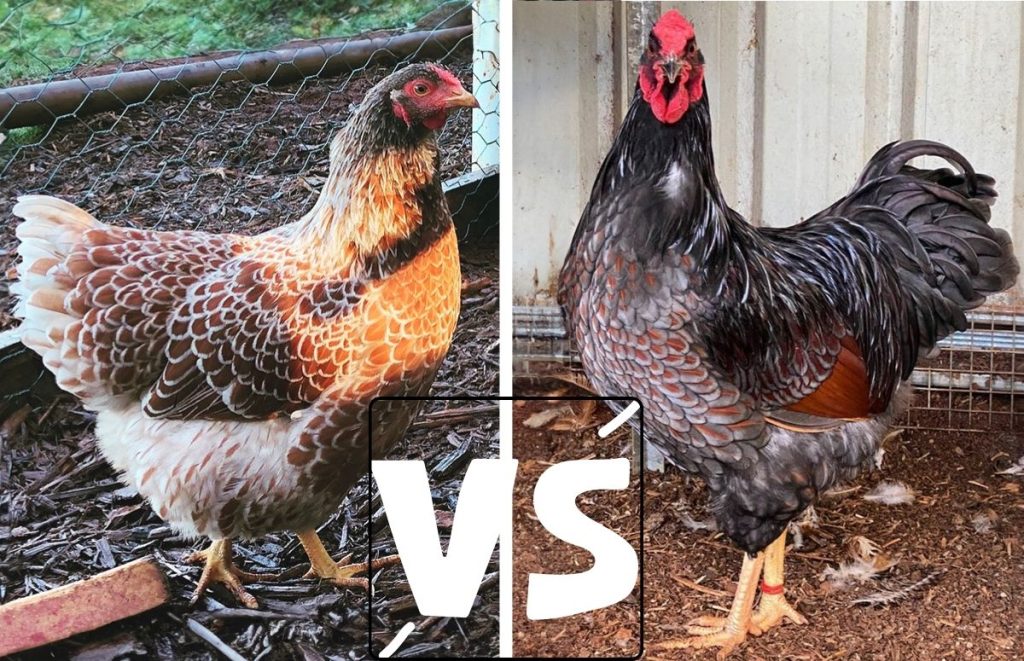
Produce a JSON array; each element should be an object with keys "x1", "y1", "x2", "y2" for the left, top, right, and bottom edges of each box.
[
  {"x1": 388, "y1": 63, "x2": 479, "y2": 132},
  {"x1": 639, "y1": 11, "x2": 704, "y2": 124}
]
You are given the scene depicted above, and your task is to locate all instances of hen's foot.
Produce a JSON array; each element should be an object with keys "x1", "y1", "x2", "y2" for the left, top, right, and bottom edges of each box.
[
  {"x1": 751, "y1": 589, "x2": 807, "y2": 634},
  {"x1": 186, "y1": 539, "x2": 278, "y2": 608},
  {"x1": 297, "y1": 528, "x2": 402, "y2": 590},
  {"x1": 303, "y1": 551, "x2": 403, "y2": 589}
]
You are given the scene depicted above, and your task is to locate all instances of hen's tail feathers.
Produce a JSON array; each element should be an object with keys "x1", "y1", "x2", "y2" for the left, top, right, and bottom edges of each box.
[
  {"x1": 7, "y1": 196, "x2": 100, "y2": 412},
  {"x1": 0, "y1": 331, "x2": 62, "y2": 425},
  {"x1": 10, "y1": 195, "x2": 99, "y2": 356},
  {"x1": 850, "y1": 141, "x2": 1019, "y2": 351}
]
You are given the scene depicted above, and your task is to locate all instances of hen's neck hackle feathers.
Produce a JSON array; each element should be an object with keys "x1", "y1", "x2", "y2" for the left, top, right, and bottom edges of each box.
[{"x1": 294, "y1": 65, "x2": 450, "y2": 271}]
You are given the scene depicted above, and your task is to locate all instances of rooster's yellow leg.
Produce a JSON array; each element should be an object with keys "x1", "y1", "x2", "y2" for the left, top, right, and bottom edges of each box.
[
  {"x1": 296, "y1": 528, "x2": 402, "y2": 590},
  {"x1": 186, "y1": 538, "x2": 278, "y2": 608},
  {"x1": 655, "y1": 551, "x2": 765, "y2": 658},
  {"x1": 750, "y1": 531, "x2": 808, "y2": 634}
]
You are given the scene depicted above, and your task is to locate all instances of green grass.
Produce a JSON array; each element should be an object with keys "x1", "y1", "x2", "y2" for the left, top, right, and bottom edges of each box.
[{"x1": 0, "y1": 0, "x2": 449, "y2": 86}]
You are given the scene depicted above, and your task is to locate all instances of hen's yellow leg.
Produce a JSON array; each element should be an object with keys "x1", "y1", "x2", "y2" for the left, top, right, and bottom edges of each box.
[
  {"x1": 296, "y1": 528, "x2": 402, "y2": 590},
  {"x1": 750, "y1": 531, "x2": 807, "y2": 633},
  {"x1": 655, "y1": 551, "x2": 765, "y2": 659},
  {"x1": 187, "y1": 538, "x2": 278, "y2": 608}
]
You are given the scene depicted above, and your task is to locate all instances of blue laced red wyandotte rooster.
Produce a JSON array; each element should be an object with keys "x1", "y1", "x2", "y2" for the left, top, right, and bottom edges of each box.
[
  {"x1": 1, "y1": 63, "x2": 477, "y2": 608},
  {"x1": 559, "y1": 11, "x2": 1018, "y2": 657}
]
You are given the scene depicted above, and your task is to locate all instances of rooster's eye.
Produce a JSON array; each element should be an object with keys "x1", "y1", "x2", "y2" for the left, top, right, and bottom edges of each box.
[{"x1": 412, "y1": 82, "x2": 430, "y2": 96}]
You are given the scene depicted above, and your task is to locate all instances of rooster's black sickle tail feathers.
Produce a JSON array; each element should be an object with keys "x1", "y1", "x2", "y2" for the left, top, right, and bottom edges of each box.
[
  {"x1": 875, "y1": 141, "x2": 1016, "y2": 298},
  {"x1": 854, "y1": 140, "x2": 992, "y2": 198},
  {"x1": 841, "y1": 140, "x2": 1019, "y2": 356}
]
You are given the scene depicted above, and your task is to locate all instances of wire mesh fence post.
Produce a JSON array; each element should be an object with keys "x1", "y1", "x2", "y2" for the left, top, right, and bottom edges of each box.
[{"x1": 472, "y1": 0, "x2": 499, "y2": 171}]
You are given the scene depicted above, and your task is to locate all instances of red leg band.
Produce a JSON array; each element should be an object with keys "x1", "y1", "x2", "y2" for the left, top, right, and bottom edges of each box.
[{"x1": 760, "y1": 581, "x2": 784, "y2": 595}]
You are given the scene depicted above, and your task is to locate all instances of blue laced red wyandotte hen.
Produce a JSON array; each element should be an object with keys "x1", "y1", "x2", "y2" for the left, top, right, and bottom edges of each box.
[
  {"x1": 1, "y1": 63, "x2": 477, "y2": 608},
  {"x1": 559, "y1": 11, "x2": 1018, "y2": 657}
]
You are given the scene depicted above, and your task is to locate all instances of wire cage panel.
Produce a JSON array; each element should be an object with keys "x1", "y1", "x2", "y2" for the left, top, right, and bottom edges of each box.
[{"x1": 514, "y1": 305, "x2": 1024, "y2": 433}]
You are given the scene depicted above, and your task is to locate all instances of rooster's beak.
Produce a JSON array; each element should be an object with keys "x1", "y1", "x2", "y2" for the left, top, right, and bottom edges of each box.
[
  {"x1": 660, "y1": 56, "x2": 682, "y2": 84},
  {"x1": 445, "y1": 87, "x2": 480, "y2": 109}
]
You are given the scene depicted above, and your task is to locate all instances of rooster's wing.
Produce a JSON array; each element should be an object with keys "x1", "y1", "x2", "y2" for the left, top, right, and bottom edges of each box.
[{"x1": 708, "y1": 141, "x2": 1017, "y2": 420}]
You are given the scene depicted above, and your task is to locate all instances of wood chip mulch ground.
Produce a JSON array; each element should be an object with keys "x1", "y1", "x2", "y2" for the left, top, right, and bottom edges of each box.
[{"x1": 512, "y1": 397, "x2": 641, "y2": 658}]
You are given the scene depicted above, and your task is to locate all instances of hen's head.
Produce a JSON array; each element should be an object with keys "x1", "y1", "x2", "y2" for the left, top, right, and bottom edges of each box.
[
  {"x1": 387, "y1": 63, "x2": 479, "y2": 132},
  {"x1": 639, "y1": 11, "x2": 704, "y2": 124}
]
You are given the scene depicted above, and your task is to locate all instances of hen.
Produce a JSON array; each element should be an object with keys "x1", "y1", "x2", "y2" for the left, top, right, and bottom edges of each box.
[
  {"x1": 559, "y1": 11, "x2": 1018, "y2": 656},
  {"x1": 1, "y1": 62, "x2": 477, "y2": 607}
]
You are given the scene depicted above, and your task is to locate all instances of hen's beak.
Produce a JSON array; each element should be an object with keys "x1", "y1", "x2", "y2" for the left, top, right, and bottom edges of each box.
[
  {"x1": 445, "y1": 87, "x2": 480, "y2": 109},
  {"x1": 660, "y1": 56, "x2": 681, "y2": 84}
]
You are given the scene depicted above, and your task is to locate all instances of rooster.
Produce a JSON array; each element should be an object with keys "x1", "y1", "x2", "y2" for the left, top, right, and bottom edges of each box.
[
  {"x1": 559, "y1": 11, "x2": 1018, "y2": 656},
  {"x1": 1, "y1": 62, "x2": 478, "y2": 607}
]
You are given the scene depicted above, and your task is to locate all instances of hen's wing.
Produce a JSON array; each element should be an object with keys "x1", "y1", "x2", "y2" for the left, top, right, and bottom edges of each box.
[
  {"x1": 145, "y1": 248, "x2": 366, "y2": 420},
  {"x1": 12, "y1": 196, "x2": 357, "y2": 421}
]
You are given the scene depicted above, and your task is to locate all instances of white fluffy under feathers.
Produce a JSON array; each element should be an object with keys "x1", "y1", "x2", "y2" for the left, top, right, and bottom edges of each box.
[
  {"x1": 820, "y1": 536, "x2": 896, "y2": 590},
  {"x1": 862, "y1": 480, "x2": 916, "y2": 505}
]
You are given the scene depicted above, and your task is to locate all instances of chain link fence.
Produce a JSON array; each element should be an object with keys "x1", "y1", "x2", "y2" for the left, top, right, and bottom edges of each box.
[{"x1": 0, "y1": 0, "x2": 498, "y2": 263}]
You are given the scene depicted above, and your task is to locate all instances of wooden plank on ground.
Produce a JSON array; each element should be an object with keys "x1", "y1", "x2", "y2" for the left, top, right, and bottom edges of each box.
[{"x1": 0, "y1": 556, "x2": 169, "y2": 655}]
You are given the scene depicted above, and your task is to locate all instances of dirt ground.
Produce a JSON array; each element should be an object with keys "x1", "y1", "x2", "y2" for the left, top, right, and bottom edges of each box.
[
  {"x1": 513, "y1": 379, "x2": 1024, "y2": 660},
  {"x1": 0, "y1": 42, "x2": 498, "y2": 661},
  {"x1": 512, "y1": 398, "x2": 642, "y2": 658}
]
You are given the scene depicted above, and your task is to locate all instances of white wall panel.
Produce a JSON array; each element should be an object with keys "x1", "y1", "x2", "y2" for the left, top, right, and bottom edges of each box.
[
  {"x1": 513, "y1": 1, "x2": 1024, "y2": 305},
  {"x1": 760, "y1": 2, "x2": 870, "y2": 225},
  {"x1": 911, "y1": 2, "x2": 1024, "y2": 307},
  {"x1": 511, "y1": 1, "x2": 616, "y2": 304}
]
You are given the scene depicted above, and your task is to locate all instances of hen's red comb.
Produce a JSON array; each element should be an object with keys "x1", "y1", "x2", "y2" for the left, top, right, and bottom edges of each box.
[
  {"x1": 429, "y1": 64, "x2": 463, "y2": 89},
  {"x1": 652, "y1": 10, "x2": 696, "y2": 54}
]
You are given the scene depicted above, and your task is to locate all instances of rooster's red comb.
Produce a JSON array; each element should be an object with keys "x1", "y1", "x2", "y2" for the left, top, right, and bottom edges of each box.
[{"x1": 652, "y1": 10, "x2": 696, "y2": 54}]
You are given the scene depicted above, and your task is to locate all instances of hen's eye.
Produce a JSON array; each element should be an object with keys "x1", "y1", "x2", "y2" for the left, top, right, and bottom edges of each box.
[
  {"x1": 413, "y1": 82, "x2": 430, "y2": 96},
  {"x1": 687, "y1": 41, "x2": 696, "y2": 54}
]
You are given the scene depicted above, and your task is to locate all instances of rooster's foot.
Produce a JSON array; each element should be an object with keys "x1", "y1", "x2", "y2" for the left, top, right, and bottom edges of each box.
[
  {"x1": 654, "y1": 621, "x2": 751, "y2": 660},
  {"x1": 656, "y1": 551, "x2": 765, "y2": 658},
  {"x1": 682, "y1": 614, "x2": 764, "y2": 636},
  {"x1": 750, "y1": 591, "x2": 807, "y2": 634}
]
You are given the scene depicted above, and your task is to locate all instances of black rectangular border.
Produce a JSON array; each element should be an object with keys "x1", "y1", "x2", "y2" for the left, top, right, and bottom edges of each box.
[{"x1": 367, "y1": 395, "x2": 645, "y2": 661}]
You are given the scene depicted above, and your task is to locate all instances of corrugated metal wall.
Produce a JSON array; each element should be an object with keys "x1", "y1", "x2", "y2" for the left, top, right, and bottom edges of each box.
[{"x1": 513, "y1": 1, "x2": 1024, "y2": 305}]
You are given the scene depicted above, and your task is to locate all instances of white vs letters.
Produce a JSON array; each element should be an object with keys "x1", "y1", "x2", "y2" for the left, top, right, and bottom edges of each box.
[{"x1": 371, "y1": 458, "x2": 639, "y2": 620}]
